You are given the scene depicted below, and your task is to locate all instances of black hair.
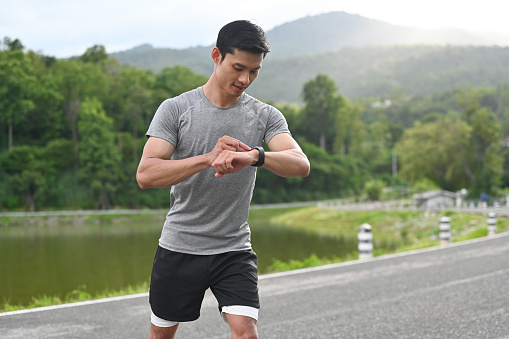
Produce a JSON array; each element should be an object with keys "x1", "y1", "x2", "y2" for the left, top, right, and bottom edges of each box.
[{"x1": 216, "y1": 20, "x2": 270, "y2": 61}]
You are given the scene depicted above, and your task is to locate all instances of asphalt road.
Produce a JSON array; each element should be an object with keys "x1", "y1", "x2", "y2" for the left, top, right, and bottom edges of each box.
[{"x1": 1, "y1": 232, "x2": 508, "y2": 339}]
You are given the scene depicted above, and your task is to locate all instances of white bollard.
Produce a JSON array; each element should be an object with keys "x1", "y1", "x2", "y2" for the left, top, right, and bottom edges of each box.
[
  {"x1": 487, "y1": 212, "x2": 497, "y2": 236},
  {"x1": 358, "y1": 223, "x2": 373, "y2": 259},
  {"x1": 439, "y1": 216, "x2": 451, "y2": 245}
]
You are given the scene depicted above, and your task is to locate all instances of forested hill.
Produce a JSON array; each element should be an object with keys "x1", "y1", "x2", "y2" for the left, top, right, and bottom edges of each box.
[
  {"x1": 111, "y1": 44, "x2": 509, "y2": 103},
  {"x1": 111, "y1": 11, "x2": 508, "y2": 66},
  {"x1": 109, "y1": 11, "x2": 509, "y2": 103},
  {"x1": 249, "y1": 45, "x2": 509, "y2": 103}
]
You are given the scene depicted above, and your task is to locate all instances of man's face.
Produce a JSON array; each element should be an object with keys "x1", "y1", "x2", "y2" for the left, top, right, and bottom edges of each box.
[{"x1": 213, "y1": 48, "x2": 264, "y2": 98}]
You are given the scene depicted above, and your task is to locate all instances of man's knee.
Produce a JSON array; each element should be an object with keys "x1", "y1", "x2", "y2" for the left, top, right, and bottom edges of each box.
[
  {"x1": 147, "y1": 323, "x2": 179, "y2": 339},
  {"x1": 224, "y1": 313, "x2": 258, "y2": 339}
]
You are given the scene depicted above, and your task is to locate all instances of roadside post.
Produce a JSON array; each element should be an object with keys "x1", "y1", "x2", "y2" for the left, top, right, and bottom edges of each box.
[
  {"x1": 358, "y1": 223, "x2": 373, "y2": 259},
  {"x1": 439, "y1": 216, "x2": 451, "y2": 245},
  {"x1": 487, "y1": 212, "x2": 497, "y2": 236}
]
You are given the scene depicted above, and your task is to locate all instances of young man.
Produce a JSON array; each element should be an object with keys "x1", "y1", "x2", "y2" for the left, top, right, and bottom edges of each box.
[{"x1": 136, "y1": 20, "x2": 310, "y2": 339}]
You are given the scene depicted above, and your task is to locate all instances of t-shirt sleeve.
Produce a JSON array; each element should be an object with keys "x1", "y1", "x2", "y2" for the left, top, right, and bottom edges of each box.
[
  {"x1": 146, "y1": 99, "x2": 179, "y2": 147},
  {"x1": 264, "y1": 105, "x2": 290, "y2": 144}
]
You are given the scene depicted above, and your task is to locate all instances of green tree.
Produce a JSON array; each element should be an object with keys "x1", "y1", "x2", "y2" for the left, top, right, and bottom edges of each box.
[
  {"x1": 109, "y1": 67, "x2": 155, "y2": 161},
  {"x1": 78, "y1": 98, "x2": 123, "y2": 209},
  {"x1": 80, "y1": 45, "x2": 108, "y2": 64},
  {"x1": 364, "y1": 179, "x2": 386, "y2": 201},
  {"x1": 456, "y1": 87, "x2": 503, "y2": 195},
  {"x1": 301, "y1": 74, "x2": 344, "y2": 152},
  {"x1": 1, "y1": 37, "x2": 24, "y2": 51},
  {"x1": 1, "y1": 145, "x2": 48, "y2": 211},
  {"x1": 334, "y1": 100, "x2": 364, "y2": 156},
  {"x1": 54, "y1": 59, "x2": 108, "y2": 163},
  {"x1": 153, "y1": 65, "x2": 208, "y2": 103},
  {"x1": 396, "y1": 118, "x2": 471, "y2": 191},
  {"x1": 0, "y1": 49, "x2": 36, "y2": 150},
  {"x1": 463, "y1": 107, "x2": 503, "y2": 195}
]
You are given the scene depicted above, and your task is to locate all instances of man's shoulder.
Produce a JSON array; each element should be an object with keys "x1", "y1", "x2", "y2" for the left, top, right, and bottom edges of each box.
[
  {"x1": 170, "y1": 86, "x2": 202, "y2": 103},
  {"x1": 159, "y1": 87, "x2": 204, "y2": 111},
  {"x1": 242, "y1": 92, "x2": 277, "y2": 112}
]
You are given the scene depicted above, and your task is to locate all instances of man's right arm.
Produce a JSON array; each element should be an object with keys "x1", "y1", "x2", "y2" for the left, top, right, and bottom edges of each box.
[
  {"x1": 136, "y1": 135, "x2": 252, "y2": 189},
  {"x1": 136, "y1": 137, "x2": 212, "y2": 189}
]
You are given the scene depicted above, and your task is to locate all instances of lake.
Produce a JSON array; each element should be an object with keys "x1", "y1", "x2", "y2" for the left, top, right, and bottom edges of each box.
[{"x1": 0, "y1": 208, "x2": 357, "y2": 307}]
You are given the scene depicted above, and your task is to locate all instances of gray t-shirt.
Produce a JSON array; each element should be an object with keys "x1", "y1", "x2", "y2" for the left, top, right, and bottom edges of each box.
[{"x1": 146, "y1": 87, "x2": 290, "y2": 255}]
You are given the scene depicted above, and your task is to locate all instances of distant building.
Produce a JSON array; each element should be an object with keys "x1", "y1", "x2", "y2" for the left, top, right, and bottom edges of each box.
[
  {"x1": 371, "y1": 99, "x2": 392, "y2": 108},
  {"x1": 413, "y1": 190, "x2": 457, "y2": 209}
]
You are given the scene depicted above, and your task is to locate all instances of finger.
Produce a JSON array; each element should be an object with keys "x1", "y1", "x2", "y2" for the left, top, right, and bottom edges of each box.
[
  {"x1": 212, "y1": 153, "x2": 232, "y2": 173},
  {"x1": 220, "y1": 136, "x2": 250, "y2": 152},
  {"x1": 237, "y1": 141, "x2": 251, "y2": 152},
  {"x1": 222, "y1": 143, "x2": 237, "y2": 151}
]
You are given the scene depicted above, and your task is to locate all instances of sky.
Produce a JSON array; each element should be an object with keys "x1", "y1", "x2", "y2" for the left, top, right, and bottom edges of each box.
[{"x1": 2, "y1": 0, "x2": 508, "y2": 58}]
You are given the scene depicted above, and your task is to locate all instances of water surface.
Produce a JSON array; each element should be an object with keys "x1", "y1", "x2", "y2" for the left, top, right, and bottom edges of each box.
[{"x1": 0, "y1": 210, "x2": 356, "y2": 306}]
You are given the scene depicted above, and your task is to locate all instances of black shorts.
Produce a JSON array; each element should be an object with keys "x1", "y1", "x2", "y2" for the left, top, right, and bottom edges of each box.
[{"x1": 149, "y1": 246, "x2": 260, "y2": 322}]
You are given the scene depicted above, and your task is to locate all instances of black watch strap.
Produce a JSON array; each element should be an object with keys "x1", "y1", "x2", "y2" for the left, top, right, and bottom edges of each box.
[{"x1": 251, "y1": 146, "x2": 265, "y2": 167}]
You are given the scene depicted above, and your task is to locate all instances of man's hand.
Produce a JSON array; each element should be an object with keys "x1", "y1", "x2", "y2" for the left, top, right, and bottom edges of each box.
[
  {"x1": 209, "y1": 135, "x2": 255, "y2": 178},
  {"x1": 208, "y1": 136, "x2": 251, "y2": 161},
  {"x1": 211, "y1": 148, "x2": 256, "y2": 177}
]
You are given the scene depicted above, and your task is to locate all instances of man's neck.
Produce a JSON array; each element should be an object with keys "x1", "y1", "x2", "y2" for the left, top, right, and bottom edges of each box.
[{"x1": 202, "y1": 81, "x2": 241, "y2": 108}]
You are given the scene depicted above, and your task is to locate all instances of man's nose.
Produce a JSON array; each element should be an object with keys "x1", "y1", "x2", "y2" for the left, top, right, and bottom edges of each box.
[{"x1": 238, "y1": 71, "x2": 250, "y2": 85}]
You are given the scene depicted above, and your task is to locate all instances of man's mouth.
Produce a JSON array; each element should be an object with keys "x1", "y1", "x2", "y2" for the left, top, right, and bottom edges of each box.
[{"x1": 233, "y1": 84, "x2": 246, "y2": 92}]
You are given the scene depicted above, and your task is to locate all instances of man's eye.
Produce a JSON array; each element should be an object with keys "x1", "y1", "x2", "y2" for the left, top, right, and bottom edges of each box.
[{"x1": 234, "y1": 67, "x2": 242, "y2": 71}]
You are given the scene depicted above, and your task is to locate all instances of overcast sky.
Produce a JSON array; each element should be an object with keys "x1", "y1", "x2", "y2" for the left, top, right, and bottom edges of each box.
[{"x1": 2, "y1": 0, "x2": 508, "y2": 58}]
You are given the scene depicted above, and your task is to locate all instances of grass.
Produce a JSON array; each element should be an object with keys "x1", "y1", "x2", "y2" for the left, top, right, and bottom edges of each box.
[
  {"x1": 2, "y1": 282, "x2": 150, "y2": 313},
  {"x1": 264, "y1": 206, "x2": 509, "y2": 270},
  {"x1": 2, "y1": 206, "x2": 508, "y2": 313}
]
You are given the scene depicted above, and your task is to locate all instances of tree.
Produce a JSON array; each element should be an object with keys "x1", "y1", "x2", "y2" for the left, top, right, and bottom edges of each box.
[
  {"x1": 463, "y1": 107, "x2": 503, "y2": 195},
  {"x1": 334, "y1": 100, "x2": 364, "y2": 156},
  {"x1": 153, "y1": 65, "x2": 208, "y2": 102},
  {"x1": 457, "y1": 87, "x2": 503, "y2": 195},
  {"x1": 78, "y1": 98, "x2": 123, "y2": 209},
  {"x1": 108, "y1": 67, "x2": 155, "y2": 161},
  {"x1": 1, "y1": 145, "x2": 48, "y2": 211},
  {"x1": 396, "y1": 118, "x2": 471, "y2": 191},
  {"x1": 80, "y1": 45, "x2": 108, "y2": 64},
  {"x1": 0, "y1": 49, "x2": 36, "y2": 150},
  {"x1": 301, "y1": 75, "x2": 344, "y2": 152},
  {"x1": 364, "y1": 179, "x2": 386, "y2": 201},
  {"x1": 1, "y1": 37, "x2": 24, "y2": 51},
  {"x1": 54, "y1": 59, "x2": 108, "y2": 163}
]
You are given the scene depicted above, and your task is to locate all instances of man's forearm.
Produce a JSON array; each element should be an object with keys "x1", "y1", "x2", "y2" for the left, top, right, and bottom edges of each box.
[
  {"x1": 136, "y1": 154, "x2": 211, "y2": 189},
  {"x1": 262, "y1": 149, "x2": 310, "y2": 178}
]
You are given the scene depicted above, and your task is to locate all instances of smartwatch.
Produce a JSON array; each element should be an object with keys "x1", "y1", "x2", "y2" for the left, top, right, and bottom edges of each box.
[{"x1": 251, "y1": 146, "x2": 265, "y2": 167}]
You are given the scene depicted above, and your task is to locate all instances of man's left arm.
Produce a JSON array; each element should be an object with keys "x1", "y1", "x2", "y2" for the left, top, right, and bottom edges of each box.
[{"x1": 262, "y1": 133, "x2": 310, "y2": 178}]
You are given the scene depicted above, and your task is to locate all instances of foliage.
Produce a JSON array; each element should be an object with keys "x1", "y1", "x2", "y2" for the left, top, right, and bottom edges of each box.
[
  {"x1": 1, "y1": 38, "x2": 509, "y2": 210},
  {"x1": 301, "y1": 74, "x2": 344, "y2": 152},
  {"x1": 0, "y1": 49, "x2": 36, "y2": 149},
  {"x1": 112, "y1": 43, "x2": 509, "y2": 105},
  {"x1": 1, "y1": 282, "x2": 150, "y2": 313},
  {"x1": 267, "y1": 253, "x2": 343, "y2": 273},
  {"x1": 78, "y1": 98, "x2": 123, "y2": 209},
  {"x1": 364, "y1": 179, "x2": 386, "y2": 201},
  {"x1": 396, "y1": 118, "x2": 472, "y2": 190}
]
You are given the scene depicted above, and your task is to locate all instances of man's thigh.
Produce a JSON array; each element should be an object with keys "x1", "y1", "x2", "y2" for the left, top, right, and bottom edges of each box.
[
  {"x1": 209, "y1": 250, "x2": 260, "y2": 313},
  {"x1": 149, "y1": 246, "x2": 209, "y2": 322}
]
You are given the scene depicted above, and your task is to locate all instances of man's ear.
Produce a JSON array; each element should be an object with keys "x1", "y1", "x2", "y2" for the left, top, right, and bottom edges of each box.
[{"x1": 211, "y1": 47, "x2": 221, "y2": 64}]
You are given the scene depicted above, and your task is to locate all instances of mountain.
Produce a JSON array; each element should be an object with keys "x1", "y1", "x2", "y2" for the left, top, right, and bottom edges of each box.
[
  {"x1": 109, "y1": 11, "x2": 509, "y2": 103},
  {"x1": 266, "y1": 11, "x2": 507, "y2": 58},
  {"x1": 248, "y1": 45, "x2": 509, "y2": 102}
]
